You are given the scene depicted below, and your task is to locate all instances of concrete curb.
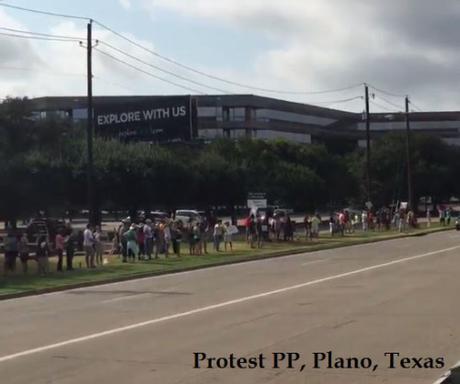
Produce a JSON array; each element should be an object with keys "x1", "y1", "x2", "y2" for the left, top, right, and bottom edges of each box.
[{"x1": 0, "y1": 226, "x2": 454, "y2": 301}]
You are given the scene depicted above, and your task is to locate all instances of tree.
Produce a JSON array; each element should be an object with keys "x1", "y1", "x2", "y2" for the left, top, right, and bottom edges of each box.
[{"x1": 347, "y1": 133, "x2": 460, "y2": 208}]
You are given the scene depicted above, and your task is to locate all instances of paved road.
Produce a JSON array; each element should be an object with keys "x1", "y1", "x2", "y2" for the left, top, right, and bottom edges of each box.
[{"x1": 1, "y1": 230, "x2": 459, "y2": 384}]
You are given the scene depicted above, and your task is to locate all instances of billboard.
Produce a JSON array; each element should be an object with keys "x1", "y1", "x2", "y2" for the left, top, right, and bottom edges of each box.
[
  {"x1": 94, "y1": 96, "x2": 196, "y2": 143},
  {"x1": 247, "y1": 192, "x2": 267, "y2": 212}
]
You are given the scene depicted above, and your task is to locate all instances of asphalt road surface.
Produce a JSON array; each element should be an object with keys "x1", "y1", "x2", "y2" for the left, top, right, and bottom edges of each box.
[{"x1": 1, "y1": 230, "x2": 460, "y2": 384}]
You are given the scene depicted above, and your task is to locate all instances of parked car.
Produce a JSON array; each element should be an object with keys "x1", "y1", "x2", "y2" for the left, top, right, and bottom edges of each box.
[
  {"x1": 456, "y1": 218, "x2": 460, "y2": 231},
  {"x1": 149, "y1": 211, "x2": 169, "y2": 222},
  {"x1": 273, "y1": 209, "x2": 287, "y2": 218},
  {"x1": 175, "y1": 210, "x2": 202, "y2": 224},
  {"x1": 26, "y1": 217, "x2": 66, "y2": 242}
]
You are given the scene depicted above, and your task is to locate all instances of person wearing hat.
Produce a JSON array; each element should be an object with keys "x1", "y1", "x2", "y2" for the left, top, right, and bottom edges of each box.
[{"x1": 124, "y1": 224, "x2": 139, "y2": 262}]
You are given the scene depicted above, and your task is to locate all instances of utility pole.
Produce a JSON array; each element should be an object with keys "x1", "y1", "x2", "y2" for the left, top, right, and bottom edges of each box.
[
  {"x1": 364, "y1": 83, "x2": 371, "y2": 205},
  {"x1": 86, "y1": 20, "x2": 96, "y2": 225},
  {"x1": 405, "y1": 96, "x2": 413, "y2": 211}
]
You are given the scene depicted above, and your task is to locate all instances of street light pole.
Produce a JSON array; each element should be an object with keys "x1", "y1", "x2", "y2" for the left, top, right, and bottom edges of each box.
[
  {"x1": 405, "y1": 96, "x2": 413, "y2": 211},
  {"x1": 86, "y1": 19, "x2": 96, "y2": 225},
  {"x1": 364, "y1": 83, "x2": 371, "y2": 204}
]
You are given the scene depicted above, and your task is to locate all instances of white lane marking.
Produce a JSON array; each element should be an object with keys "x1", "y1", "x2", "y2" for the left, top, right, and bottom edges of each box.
[
  {"x1": 301, "y1": 259, "x2": 326, "y2": 266},
  {"x1": 0, "y1": 244, "x2": 459, "y2": 363},
  {"x1": 433, "y1": 359, "x2": 460, "y2": 384}
]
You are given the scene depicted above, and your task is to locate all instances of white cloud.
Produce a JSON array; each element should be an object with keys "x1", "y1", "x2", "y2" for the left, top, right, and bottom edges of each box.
[
  {"x1": 2, "y1": 1, "x2": 460, "y2": 112},
  {"x1": 119, "y1": 0, "x2": 132, "y2": 10},
  {"x1": 0, "y1": 10, "x2": 185, "y2": 99},
  {"x1": 143, "y1": 0, "x2": 460, "y2": 111}
]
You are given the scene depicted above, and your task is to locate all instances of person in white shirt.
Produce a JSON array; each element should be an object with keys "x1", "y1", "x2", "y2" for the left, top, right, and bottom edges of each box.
[
  {"x1": 143, "y1": 219, "x2": 154, "y2": 260},
  {"x1": 361, "y1": 211, "x2": 368, "y2": 232},
  {"x1": 83, "y1": 224, "x2": 95, "y2": 268},
  {"x1": 93, "y1": 226, "x2": 104, "y2": 266}
]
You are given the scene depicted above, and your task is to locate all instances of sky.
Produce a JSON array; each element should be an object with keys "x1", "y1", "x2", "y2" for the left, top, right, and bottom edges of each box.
[{"x1": 0, "y1": 0, "x2": 459, "y2": 112}]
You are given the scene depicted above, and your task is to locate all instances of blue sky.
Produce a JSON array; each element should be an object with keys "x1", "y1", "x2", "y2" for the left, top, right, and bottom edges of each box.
[
  {"x1": 7, "y1": 0, "x2": 273, "y2": 69},
  {"x1": 1, "y1": 0, "x2": 460, "y2": 112}
]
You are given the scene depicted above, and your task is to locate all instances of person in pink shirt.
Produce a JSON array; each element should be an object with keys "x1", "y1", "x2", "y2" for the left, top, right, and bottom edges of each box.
[{"x1": 55, "y1": 230, "x2": 65, "y2": 272}]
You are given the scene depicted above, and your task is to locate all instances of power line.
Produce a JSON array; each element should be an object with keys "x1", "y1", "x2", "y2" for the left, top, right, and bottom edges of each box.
[
  {"x1": 0, "y1": 3, "x2": 89, "y2": 21},
  {"x1": 313, "y1": 95, "x2": 363, "y2": 106},
  {"x1": 94, "y1": 20, "x2": 363, "y2": 95},
  {"x1": 409, "y1": 100, "x2": 423, "y2": 112},
  {"x1": 99, "y1": 41, "x2": 229, "y2": 94},
  {"x1": 0, "y1": 26, "x2": 84, "y2": 41},
  {"x1": 370, "y1": 99, "x2": 394, "y2": 112},
  {"x1": 374, "y1": 94, "x2": 403, "y2": 111},
  {"x1": 0, "y1": 65, "x2": 85, "y2": 77},
  {"x1": 368, "y1": 83, "x2": 406, "y2": 98},
  {"x1": 94, "y1": 47, "x2": 205, "y2": 94},
  {"x1": 0, "y1": 31, "x2": 80, "y2": 42},
  {"x1": 94, "y1": 75, "x2": 139, "y2": 93},
  {"x1": 1, "y1": 2, "x2": 364, "y2": 96}
]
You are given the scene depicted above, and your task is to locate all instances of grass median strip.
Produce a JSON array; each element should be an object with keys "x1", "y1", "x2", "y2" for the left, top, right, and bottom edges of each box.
[{"x1": 0, "y1": 224, "x2": 453, "y2": 299}]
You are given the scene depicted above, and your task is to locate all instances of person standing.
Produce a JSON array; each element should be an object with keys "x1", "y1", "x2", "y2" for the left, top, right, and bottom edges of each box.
[
  {"x1": 247, "y1": 215, "x2": 257, "y2": 248},
  {"x1": 171, "y1": 221, "x2": 182, "y2": 256},
  {"x1": 329, "y1": 215, "x2": 335, "y2": 236},
  {"x1": 426, "y1": 209, "x2": 431, "y2": 228},
  {"x1": 200, "y1": 217, "x2": 209, "y2": 254},
  {"x1": 64, "y1": 225, "x2": 75, "y2": 271},
  {"x1": 3, "y1": 229, "x2": 18, "y2": 276},
  {"x1": 192, "y1": 222, "x2": 202, "y2": 255},
  {"x1": 18, "y1": 232, "x2": 29, "y2": 274},
  {"x1": 155, "y1": 222, "x2": 164, "y2": 258},
  {"x1": 213, "y1": 220, "x2": 224, "y2": 251},
  {"x1": 94, "y1": 226, "x2": 104, "y2": 266},
  {"x1": 55, "y1": 230, "x2": 65, "y2": 272},
  {"x1": 118, "y1": 220, "x2": 129, "y2": 262},
  {"x1": 256, "y1": 217, "x2": 264, "y2": 248},
  {"x1": 223, "y1": 221, "x2": 233, "y2": 251},
  {"x1": 399, "y1": 210, "x2": 406, "y2": 232},
  {"x1": 137, "y1": 225, "x2": 145, "y2": 260},
  {"x1": 311, "y1": 214, "x2": 320, "y2": 238},
  {"x1": 125, "y1": 224, "x2": 139, "y2": 262},
  {"x1": 36, "y1": 235, "x2": 50, "y2": 276},
  {"x1": 439, "y1": 209, "x2": 445, "y2": 226},
  {"x1": 144, "y1": 219, "x2": 154, "y2": 260},
  {"x1": 446, "y1": 208, "x2": 452, "y2": 226},
  {"x1": 83, "y1": 224, "x2": 95, "y2": 268},
  {"x1": 303, "y1": 215, "x2": 312, "y2": 240},
  {"x1": 163, "y1": 221, "x2": 172, "y2": 257},
  {"x1": 361, "y1": 210, "x2": 368, "y2": 232}
]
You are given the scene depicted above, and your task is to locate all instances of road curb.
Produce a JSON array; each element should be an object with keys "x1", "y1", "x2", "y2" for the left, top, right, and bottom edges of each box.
[{"x1": 0, "y1": 226, "x2": 454, "y2": 301}]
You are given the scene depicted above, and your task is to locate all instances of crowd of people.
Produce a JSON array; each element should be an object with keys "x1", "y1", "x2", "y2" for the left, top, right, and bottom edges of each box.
[
  {"x1": 2, "y1": 205, "x2": 457, "y2": 277},
  {"x1": 321, "y1": 208, "x2": 419, "y2": 237},
  {"x1": 2, "y1": 223, "x2": 77, "y2": 277},
  {"x1": 113, "y1": 216, "x2": 239, "y2": 262}
]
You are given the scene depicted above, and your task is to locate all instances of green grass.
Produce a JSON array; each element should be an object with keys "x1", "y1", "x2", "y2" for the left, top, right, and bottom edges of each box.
[{"x1": 0, "y1": 223, "x2": 453, "y2": 298}]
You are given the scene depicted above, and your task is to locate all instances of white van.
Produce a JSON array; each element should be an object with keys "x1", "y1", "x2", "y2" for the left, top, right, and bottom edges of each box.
[{"x1": 175, "y1": 210, "x2": 202, "y2": 224}]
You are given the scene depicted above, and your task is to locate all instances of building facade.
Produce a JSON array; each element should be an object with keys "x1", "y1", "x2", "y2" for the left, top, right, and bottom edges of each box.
[{"x1": 29, "y1": 94, "x2": 460, "y2": 146}]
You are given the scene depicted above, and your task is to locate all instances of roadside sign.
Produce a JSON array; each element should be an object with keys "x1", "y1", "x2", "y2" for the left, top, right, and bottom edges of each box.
[
  {"x1": 247, "y1": 199, "x2": 267, "y2": 209},
  {"x1": 247, "y1": 192, "x2": 267, "y2": 210},
  {"x1": 248, "y1": 192, "x2": 266, "y2": 200}
]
